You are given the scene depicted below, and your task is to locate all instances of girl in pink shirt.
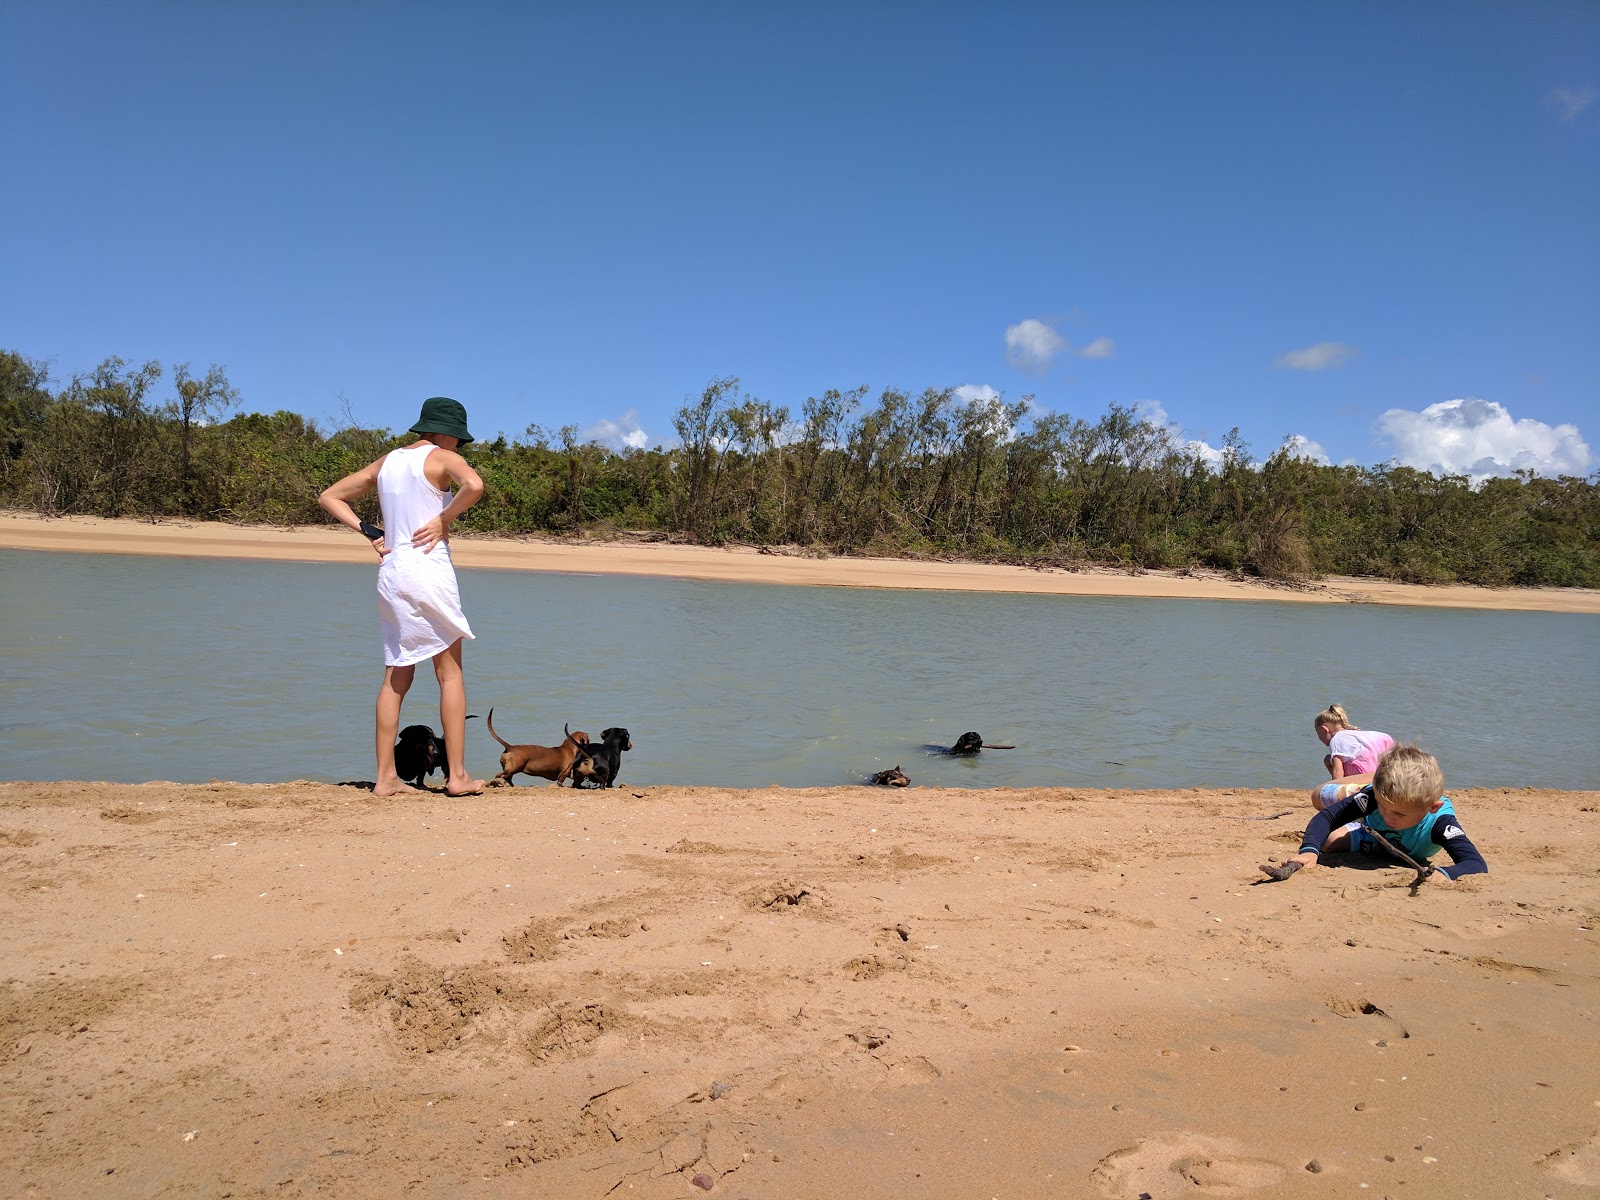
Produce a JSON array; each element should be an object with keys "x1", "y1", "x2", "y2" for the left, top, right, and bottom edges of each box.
[{"x1": 1310, "y1": 704, "x2": 1397, "y2": 810}]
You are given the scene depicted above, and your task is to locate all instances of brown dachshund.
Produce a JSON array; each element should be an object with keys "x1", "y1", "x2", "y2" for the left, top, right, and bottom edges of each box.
[{"x1": 486, "y1": 709, "x2": 589, "y2": 787}]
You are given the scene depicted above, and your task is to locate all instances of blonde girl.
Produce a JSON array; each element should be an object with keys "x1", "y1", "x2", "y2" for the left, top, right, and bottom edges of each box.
[{"x1": 1310, "y1": 704, "x2": 1397, "y2": 810}]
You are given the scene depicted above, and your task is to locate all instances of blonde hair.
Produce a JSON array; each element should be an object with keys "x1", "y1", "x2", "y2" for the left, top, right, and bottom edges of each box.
[
  {"x1": 1314, "y1": 703, "x2": 1357, "y2": 733},
  {"x1": 1373, "y1": 744, "x2": 1444, "y2": 811}
]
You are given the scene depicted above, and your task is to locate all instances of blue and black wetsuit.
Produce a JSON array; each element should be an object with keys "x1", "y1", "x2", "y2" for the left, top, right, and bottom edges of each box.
[{"x1": 1300, "y1": 786, "x2": 1487, "y2": 880}]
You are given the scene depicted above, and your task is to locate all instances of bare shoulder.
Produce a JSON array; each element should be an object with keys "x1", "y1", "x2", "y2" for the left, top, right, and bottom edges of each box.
[{"x1": 423, "y1": 446, "x2": 477, "y2": 487}]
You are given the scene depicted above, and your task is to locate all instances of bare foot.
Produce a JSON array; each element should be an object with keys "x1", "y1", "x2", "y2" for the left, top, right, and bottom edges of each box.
[
  {"x1": 446, "y1": 776, "x2": 486, "y2": 797},
  {"x1": 373, "y1": 777, "x2": 422, "y2": 798}
]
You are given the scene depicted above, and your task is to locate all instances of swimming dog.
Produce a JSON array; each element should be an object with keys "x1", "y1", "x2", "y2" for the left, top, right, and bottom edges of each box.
[{"x1": 948, "y1": 732, "x2": 1016, "y2": 755}]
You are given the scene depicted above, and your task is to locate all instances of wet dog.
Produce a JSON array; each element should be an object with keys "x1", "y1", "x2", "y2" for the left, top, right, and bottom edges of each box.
[
  {"x1": 486, "y1": 708, "x2": 589, "y2": 787},
  {"x1": 567, "y1": 725, "x2": 633, "y2": 789},
  {"x1": 869, "y1": 765, "x2": 910, "y2": 786},
  {"x1": 947, "y1": 732, "x2": 1016, "y2": 755}
]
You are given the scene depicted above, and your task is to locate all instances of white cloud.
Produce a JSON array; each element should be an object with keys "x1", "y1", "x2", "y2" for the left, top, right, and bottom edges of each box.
[
  {"x1": 1137, "y1": 400, "x2": 1226, "y2": 467},
  {"x1": 1274, "y1": 342, "x2": 1358, "y2": 371},
  {"x1": 953, "y1": 384, "x2": 1001, "y2": 405},
  {"x1": 1280, "y1": 434, "x2": 1331, "y2": 465},
  {"x1": 1004, "y1": 318, "x2": 1066, "y2": 370},
  {"x1": 1376, "y1": 397, "x2": 1592, "y2": 482},
  {"x1": 581, "y1": 409, "x2": 649, "y2": 451},
  {"x1": 1549, "y1": 85, "x2": 1597, "y2": 121},
  {"x1": 1079, "y1": 336, "x2": 1116, "y2": 359}
]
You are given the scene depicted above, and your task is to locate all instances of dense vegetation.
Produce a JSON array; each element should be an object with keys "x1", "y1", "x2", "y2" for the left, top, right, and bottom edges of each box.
[{"x1": 2, "y1": 350, "x2": 1595, "y2": 587}]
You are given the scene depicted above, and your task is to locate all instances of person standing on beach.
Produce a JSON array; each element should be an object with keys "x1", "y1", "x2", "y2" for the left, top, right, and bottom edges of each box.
[{"x1": 318, "y1": 397, "x2": 487, "y2": 797}]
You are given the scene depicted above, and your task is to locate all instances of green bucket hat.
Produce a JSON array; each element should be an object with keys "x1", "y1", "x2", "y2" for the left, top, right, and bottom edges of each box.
[{"x1": 409, "y1": 396, "x2": 474, "y2": 445}]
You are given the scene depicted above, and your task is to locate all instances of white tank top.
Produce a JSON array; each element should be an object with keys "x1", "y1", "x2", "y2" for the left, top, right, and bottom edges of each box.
[{"x1": 376, "y1": 443, "x2": 449, "y2": 550}]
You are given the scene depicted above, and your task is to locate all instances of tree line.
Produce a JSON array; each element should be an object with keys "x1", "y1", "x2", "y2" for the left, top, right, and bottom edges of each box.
[{"x1": 2, "y1": 350, "x2": 1595, "y2": 588}]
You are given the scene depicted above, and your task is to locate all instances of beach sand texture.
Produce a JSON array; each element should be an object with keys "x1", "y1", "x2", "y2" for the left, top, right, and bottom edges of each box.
[
  {"x1": 4, "y1": 511, "x2": 1598, "y2": 611},
  {"x1": 2, "y1": 780, "x2": 1597, "y2": 1198}
]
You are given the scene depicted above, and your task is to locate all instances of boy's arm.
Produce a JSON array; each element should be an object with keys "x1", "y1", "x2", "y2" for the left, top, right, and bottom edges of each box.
[
  {"x1": 1430, "y1": 814, "x2": 1487, "y2": 880},
  {"x1": 1297, "y1": 794, "x2": 1368, "y2": 859},
  {"x1": 1265, "y1": 795, "x2": 1367, "y2": 877}
]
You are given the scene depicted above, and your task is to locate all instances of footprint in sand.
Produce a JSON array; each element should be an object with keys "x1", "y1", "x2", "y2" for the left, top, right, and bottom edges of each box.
[
  {"x1": 1091, "y1": 1132, "x2": 1287, "y2": 1198},
  {"x1": 1543, "y1": 1127, "x2": 1600, "y2": 1186},
  {"x1": 1326, "y1": 996, "x2": 1410, "y2": 1043}
]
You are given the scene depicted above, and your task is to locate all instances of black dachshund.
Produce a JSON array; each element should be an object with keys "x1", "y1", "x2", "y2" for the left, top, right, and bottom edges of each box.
[
  {"x1": 566, "y1": 725, "x2": 633, "y2": 788},
  {"x1": 393, "y1": 716, "x2": 477, "y2": 788}
]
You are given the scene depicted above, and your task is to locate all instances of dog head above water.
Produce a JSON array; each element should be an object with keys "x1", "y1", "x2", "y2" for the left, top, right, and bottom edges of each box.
[
  {"x1": 870, "y1": 765, "x2": 909, "y2": 787},
  {"x1": 950, "y1": 732, "x2": 985, "y2": 755}
]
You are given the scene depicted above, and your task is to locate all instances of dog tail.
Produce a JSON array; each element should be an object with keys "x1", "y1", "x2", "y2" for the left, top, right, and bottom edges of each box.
[
  {"x1": 565, "y1": 723, "x2": 594, "y2": 762},
  {"x1": 487, "y1": 708, "x2": 513, "y2": 750}
]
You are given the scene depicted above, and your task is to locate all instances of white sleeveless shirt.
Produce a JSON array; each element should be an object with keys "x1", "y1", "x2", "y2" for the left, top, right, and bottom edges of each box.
[{"x1": 377, "y1": 443, "x2": 449, "y2": 549}]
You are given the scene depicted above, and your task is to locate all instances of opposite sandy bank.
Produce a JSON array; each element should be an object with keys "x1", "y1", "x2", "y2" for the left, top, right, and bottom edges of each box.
[
  {"x1": 2, "y1": 779, "x2": 1596, "y2": 1198},
  {"x1": 4, "y1": 511, "x2": 1598, "y2": 612}
]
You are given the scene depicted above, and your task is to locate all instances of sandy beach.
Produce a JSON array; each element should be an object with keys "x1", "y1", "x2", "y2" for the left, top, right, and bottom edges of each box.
[
  {"x1": 1, "y1": 779, "x2": 1596, "y2": 1199},
  {"x1": 4, "y1": 511, "x2": 1598, "y2": 612}
]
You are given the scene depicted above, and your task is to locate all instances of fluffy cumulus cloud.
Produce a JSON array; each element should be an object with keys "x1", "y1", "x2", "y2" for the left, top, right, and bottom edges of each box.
[
  {"x1": 1376, "y1": 398, "x2": 1592, "y2": 482},
  {"x1": 1273, "y1": 342, "x2": 1358, "y2": 371},
  {"x1": 1004, "y1": 319, "x2": 1066, "y2": 370},
  {"x1": 1280, "y1": 434, "x2": 1331, "y2": 465},
  {"x1": 1136, "y1": 400, "x2": 1224, "y2": 467},
  {"x1": 581, "y1": 409, "x2": 649, "y2": 451},
  {"x1": 953, "y1": 384, "x2": 1001, "y2": 405},
  {"x1": 1004, "y1": 320, "x2": 1119, "y2": 370},
  {"x1": 1137, "y1": 401, "x2": 1328, "y2": 470},
  {"x1": 1549, "y1": 85, "x2": 1597, "y2": 121}
]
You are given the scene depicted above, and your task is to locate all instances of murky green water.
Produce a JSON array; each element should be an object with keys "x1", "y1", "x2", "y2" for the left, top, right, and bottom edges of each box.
[{"x1": 2, "y1": 549, "x2": 1595, "y2": 790}]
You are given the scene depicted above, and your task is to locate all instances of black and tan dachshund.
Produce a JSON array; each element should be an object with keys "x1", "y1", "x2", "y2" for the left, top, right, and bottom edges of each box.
[
  {"x1": 393, "y1": 716, "x2": 477, "y2": 788},
  {"x1": 566, "y1": 724, "x2": 633, "y2": 788}
]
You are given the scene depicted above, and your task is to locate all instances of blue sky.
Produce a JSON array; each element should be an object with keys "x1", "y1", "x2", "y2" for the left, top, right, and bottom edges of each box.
[{"x1": 4, "y1": 1, "x2": 1596, "y2": 479}]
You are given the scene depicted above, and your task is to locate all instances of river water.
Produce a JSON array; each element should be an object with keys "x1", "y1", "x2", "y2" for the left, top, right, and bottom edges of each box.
[{"x1": 2, "y1": 549, "x2": 1595, "y2": 791}]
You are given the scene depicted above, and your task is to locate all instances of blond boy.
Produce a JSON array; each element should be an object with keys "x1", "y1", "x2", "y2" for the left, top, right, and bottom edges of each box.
[{"x1": 1264, "y1": 745, "x2": 1486, "y2": 883}]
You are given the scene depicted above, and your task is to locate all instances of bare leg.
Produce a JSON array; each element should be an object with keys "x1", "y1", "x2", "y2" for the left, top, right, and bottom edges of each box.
[
  {"x1": 434, "y1": 639, "x2": 485, "y2": 795},
  {"x1": 374, "y1": 663, "x2": 419, "y2": 796},
  {"x1": 1311, "y1": 773, "x2": 1374, "y2": 811}
]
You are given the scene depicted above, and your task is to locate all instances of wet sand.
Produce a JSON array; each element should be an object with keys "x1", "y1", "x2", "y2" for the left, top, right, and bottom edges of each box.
[
  {"x1": 2, "y1": 779, "x2": 1597, "y2": 1198},
  {"x1": 4, "y1": 511, "x2": 1598, "y2": 612}
]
